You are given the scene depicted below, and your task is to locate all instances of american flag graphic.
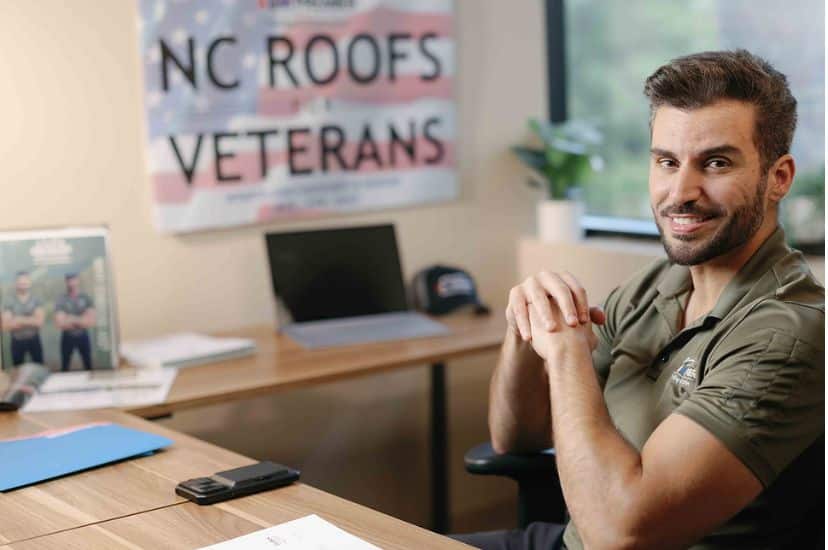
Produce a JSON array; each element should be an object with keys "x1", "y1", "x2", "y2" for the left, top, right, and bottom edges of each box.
[{"x1": 137, "y1": 0, "x2": 456, "y2": 233}]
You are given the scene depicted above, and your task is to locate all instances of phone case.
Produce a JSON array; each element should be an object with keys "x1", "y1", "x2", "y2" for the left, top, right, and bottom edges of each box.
[{"x1": 175, "y1": 461, "x2": 300, "y2": 505}]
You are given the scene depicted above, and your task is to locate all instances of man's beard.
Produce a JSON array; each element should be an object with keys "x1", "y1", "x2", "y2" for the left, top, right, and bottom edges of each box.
[{"x1": 654, "y1": 176, "x2": 768, "y2": 266}]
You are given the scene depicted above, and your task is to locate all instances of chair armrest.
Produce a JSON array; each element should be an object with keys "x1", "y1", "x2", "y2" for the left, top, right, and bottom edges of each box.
[
  {"x1": 464, "y1": 442, "x2": 557, "y2": 479},
  {"x1": 464, "y1": 442, "x2": 567, "y2": 527}
]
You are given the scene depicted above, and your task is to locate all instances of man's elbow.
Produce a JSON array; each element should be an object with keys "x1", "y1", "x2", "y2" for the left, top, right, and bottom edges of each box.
[
  {"x1": 490, "y1": 436, "x2": 507, "y2": 455},
  {"x1": 571, "y1": 491, "x2": 653, "y2": 550},
  {"x1": 490, "y1": 431, "x2": 519, "y2": 455},
  {"x1": 579, "y1": 513, "x2": 674, "y2": 550},
  {"x1": 490, "y1": 433, "x2": 549, "y2": 455}
]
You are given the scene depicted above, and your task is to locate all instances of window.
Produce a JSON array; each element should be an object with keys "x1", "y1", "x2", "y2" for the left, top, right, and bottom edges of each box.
[{"x1": 557, "y1": 0, "x2": 825, "y2": 248}]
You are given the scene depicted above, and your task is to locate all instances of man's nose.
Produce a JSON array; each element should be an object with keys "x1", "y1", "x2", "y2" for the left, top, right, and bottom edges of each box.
[{"x1": 669, "y1": 166, "x2": 703, "y2": 205}]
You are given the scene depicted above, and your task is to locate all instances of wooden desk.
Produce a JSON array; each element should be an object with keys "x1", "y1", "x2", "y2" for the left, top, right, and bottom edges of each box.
[
  {"x1": 0, "y1": 409, "x2": 470, "y2": 549},
  {"x1": 127, "y1": 315, "x2": 504, "y2": 418},
  {"x1": 126, "y1": 314, "x2": 505, "y2": 533}
]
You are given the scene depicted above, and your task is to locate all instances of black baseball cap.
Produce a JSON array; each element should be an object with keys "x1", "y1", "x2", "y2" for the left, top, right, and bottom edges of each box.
[{"x1": 412, "y1": 265, "x2": 490, "y2": 316}]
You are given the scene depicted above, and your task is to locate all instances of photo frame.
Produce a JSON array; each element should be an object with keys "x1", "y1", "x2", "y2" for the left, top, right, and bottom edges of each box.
[{"x1": 0, "y1": 226, "x2": 120, "y2": 371}]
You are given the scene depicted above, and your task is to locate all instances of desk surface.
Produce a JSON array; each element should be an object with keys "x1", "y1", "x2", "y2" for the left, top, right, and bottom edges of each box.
[
  {"x1": 0, "y1": 314, "x2": 503, "y2": 547},
  {"x1": 127, "y1": 314, "x2": 505, "y2": 418},
  {"x1": 0, "y1": 409, "x2": 470, "y2": 549}
]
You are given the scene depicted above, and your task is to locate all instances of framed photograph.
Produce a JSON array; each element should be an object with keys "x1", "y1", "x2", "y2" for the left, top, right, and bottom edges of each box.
[{"x1": 0, "y1": 227, "x2": 119, "y2": 371}]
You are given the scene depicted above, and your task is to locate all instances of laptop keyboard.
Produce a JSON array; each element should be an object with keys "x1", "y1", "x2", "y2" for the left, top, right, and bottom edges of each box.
[{"x1": 282, "y1": 312, "x2": 450, "y2": 349}]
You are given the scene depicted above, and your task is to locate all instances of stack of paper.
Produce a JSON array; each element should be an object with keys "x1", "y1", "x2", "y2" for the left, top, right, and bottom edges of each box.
[
  {"x1": 199, "y1": 515, "x2": 381, "y2": 549},
  {"x1": 121, "y1": 332, "x2": 256, "y2": 369},
  {"x1": 23, "y1": 368, "x2": 177, "y2": 412}
]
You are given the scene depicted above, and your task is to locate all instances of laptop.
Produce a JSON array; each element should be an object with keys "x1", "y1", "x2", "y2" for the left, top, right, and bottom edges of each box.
[{"x1": 265, "y1": 224, "x2": 450, "y2": 349}]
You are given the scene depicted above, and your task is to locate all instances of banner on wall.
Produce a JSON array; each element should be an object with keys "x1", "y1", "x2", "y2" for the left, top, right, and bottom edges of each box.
[{"x1": 137, "y1": 0, "x2": 456, "y2": 233}]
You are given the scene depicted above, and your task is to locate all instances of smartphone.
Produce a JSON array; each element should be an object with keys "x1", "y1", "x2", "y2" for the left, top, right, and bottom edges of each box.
[{"x1": 175, "y1": 461, "x2": 300, "y2": 505}]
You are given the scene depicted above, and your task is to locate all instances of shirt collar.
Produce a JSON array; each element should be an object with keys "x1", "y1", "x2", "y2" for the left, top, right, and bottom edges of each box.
[
  {"x1": 656, "y1": 263, "x2": 691, "y2": 299},
  {"x1": 655, "y1": 226, "x2": 790, "y2": 320},
  {"x1": 709, "y1": 226, "x2": 789, "y2": 319}
]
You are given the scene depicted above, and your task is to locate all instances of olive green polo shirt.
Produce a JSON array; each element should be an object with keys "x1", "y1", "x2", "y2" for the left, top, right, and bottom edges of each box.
[{"x1": 563, "y1": 227, "x2": 824, "y2": 550}]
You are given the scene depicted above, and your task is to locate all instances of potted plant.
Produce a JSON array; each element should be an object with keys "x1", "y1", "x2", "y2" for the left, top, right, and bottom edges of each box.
[{"x1": 512, "y1": 118, "x2": 602, "y2": 242}]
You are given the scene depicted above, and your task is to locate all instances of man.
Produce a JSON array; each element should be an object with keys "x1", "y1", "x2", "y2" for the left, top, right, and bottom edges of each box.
[
  {"x1": 459, "y1": 50, "x2": 824, "y2": 549},
  {"x1": 1, "y1": 271, "x2": 45, "y2": 365},
  {"x1": 54, "y1": 273, "x2": 96, "y2": 371}
]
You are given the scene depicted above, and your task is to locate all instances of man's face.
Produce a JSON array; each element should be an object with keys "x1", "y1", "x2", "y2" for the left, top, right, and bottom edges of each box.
[
  {"x1": 66, "y1": 276, "x2": 80, "y2": 293},
  {"x1": 649, "y1": 100, "x2": 770, "y2": 266},
  {"x1": 15, "y1": 275, "x2": 30, "y2": 293}
]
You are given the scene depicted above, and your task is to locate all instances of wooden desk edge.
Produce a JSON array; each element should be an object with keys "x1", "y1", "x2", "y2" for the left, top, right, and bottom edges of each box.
[
  {"x1": 127, "y1": 333, "x2": 504, "y2": 418},
  {"x1": 4, "y1": 411, "x2": 473, "y2": 549}
]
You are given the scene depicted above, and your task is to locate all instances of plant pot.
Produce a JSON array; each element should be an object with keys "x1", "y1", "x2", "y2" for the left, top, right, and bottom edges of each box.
[{"x1": 536, "y1": 199, "x2": 584, "y2": 243}]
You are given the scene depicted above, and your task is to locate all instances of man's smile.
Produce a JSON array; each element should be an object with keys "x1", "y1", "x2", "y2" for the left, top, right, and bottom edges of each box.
[{"x1": 665, "y1": 214, "x2": 717, "y2": 235}]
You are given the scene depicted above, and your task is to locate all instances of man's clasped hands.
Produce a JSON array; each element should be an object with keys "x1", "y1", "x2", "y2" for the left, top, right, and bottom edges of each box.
[{"x1": 505, "y1": 270, "x2": 606, "y2": 362}]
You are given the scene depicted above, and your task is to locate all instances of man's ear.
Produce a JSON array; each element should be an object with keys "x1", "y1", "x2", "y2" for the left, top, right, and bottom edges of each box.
[{"x1": 766, "y1": 154, "x2": 796, "y2": 203}]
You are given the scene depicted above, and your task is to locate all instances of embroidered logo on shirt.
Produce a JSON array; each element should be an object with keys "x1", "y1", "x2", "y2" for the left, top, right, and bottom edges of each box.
[{"x1": 671, "y1": 358, "x2": 697, "y2": 388}]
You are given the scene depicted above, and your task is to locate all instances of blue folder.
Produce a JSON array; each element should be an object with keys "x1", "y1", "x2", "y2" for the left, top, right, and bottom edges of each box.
[{"x1": 0, "y1": 422, "x2": 173, "y2": 491}]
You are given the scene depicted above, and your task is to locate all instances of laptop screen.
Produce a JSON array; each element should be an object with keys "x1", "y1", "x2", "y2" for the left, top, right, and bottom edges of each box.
[{"x1": 265, "y1": 225, "x2": 409, "y2": 323}]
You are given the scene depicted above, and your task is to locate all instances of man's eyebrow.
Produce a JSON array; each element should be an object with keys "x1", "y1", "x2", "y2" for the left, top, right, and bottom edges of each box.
[
  {"x1": 650, "y1": 147, "x2": 675, "y2": 157},
  {"x1": 649, "y1": 145, "x2": 743, "y2": 158},
  {"x1": 696, "y1": 144, "x2": 743, "y2": 157}
]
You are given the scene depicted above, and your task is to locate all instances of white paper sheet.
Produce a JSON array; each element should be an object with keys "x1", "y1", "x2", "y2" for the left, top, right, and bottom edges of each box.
[
  {"x1": 23, "y1": 368, "x2": 177, "y2": 412},
  {"x1": 198, "y1": 514, "x2": 381, "y2": 550}
]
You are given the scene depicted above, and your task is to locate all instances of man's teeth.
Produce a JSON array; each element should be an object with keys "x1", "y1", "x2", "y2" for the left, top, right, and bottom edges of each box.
[{"x1": 672, "y1": 217, "x2": 705, "y2": 225}]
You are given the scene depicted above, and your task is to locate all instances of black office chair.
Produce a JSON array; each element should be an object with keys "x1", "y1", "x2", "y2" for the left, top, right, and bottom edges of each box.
[
  {"x1": 464, "y1": 438, "x2": 824, "y2": 546},
  {"x1": 464, "y1": 442, "x2": 566, "y2": 528}
]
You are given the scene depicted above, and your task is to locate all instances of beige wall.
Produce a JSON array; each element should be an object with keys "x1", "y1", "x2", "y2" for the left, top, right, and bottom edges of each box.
[
  {"x1": 3, "y1": 1, "x2": 824, "y2": 535},
  {"x1": 0, "y1": 1, "x2": 545, "y2": 531}
]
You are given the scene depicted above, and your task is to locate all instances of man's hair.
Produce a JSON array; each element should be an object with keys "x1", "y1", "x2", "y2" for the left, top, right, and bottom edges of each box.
[
  {"x1": 65, "y1": 273, "x2": 78, "y2": 280},
  {"x1": 15, "y1": 271, "x2": 29, "y2": 278},
  {"x1": 643, "y1": 49, "x2": 797, "y2": 171}
]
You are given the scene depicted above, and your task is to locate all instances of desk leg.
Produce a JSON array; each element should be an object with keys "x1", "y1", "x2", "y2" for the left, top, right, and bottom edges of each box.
[{"x1": 430, "y1": 362, "x2": 449, "y2": 534}]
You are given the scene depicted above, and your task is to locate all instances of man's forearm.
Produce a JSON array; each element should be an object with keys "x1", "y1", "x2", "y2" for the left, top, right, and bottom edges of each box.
[
  {"x1": 60, "y1": 314, "x2": 84, "y2": 328},
  {"x1": 81, "y1": 309, "x2": 96, "y2": 328},
  {"x1": 546, "y1": 345, "x2": 644, "y2": 549},
  {"x1": 489, "y1": 328, "x2": 552, "y2": 453},
  {"x1": 15, "y1": 315, "x2": 41, "y2": 328}
]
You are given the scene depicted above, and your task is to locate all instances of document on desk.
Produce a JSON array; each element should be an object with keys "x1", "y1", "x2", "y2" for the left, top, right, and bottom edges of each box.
[
  {"x1": 22, "y1": 368, "x2": 177, "y2": 412},
  {"x1": 0, "y1": 422, "x2": 172, "y2": 491},
  {"x1": 199, "y1": 514, "x2": 380, "y2": 549}
]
